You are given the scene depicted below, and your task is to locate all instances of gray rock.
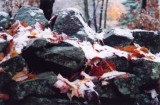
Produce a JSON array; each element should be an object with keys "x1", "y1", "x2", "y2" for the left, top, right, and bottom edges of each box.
[
  {"x1": 0, "y1": 12, "x2": 10, "y2": 30},
  {"x1": 0, "y1": 41, "x2": 8, "y2": 54},
  {"x1": 133, "y1": 30, "x2": 160, "y2": 54},
  {"x1": 35, "y1": 41, "x2": 85, "y2": 77},
  {"x1": 22, "y1": 39, "x2": 85, "y2": 77},
  {"x1": 103, "y1": 29, "x2": 134, "y2": 47},
  {"x1": 114, "y1": 74, "x2": 141, "y2": 98},
  {"x1": 21, "y1": 97, "x2": 82, "y2": 105},
  {"x1": 0, "y1": 55, "x2": 27, "y2": 89},
  {"x1": 10, "y1": 72, "x2": 57, "y2": 100},
  {"x1": 134, "y1": 94, "x2": 151, "y2": 105},
  {"x1": 53, "y1": 8, "x2": 96, "y2": 42},
  {"x1": 15, "y1": 7, "x2": 48, "y2": 27},
  {"x1": 105, "y1": 56, "x2": 130, "y2": 72},
  {"x1": 131, "y1": 59, "x2": 160, "y2": 86},
  {"x1": 95, "y1": 84, "x2": 119, "y2": 99},
  {"x1": 22, "y1": 38, "x2": 50, "y2": 54}
]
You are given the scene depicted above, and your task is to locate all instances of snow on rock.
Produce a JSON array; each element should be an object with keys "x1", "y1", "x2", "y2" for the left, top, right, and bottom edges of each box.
[
  {"x1": 53, "y1": 8, "x2": 97, "y2": 42},
  {"x1": 65, "y1": 40, "x2": 129, "y2": 61},
  {"x1": 103, "y1": 28, "x2": 133, "y2": 40},
  {"x1": 0, "y1": 12, "x2": 9, "y2": 18}
]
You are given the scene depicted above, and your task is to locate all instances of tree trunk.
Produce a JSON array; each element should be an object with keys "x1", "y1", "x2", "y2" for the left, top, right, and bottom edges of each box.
[
  {"x1": 142, "y1": 0, "x2": 147, "y2": 9},
  {"x1": 93, "y1": 0, "x2": 97, "y2": 32},
  {"x1": 98, "y1": 0, "x2": 104, "y2": 32},
  {"x1": 104, "y1": 0, "x2": 108, "y2": 29},
  {"x1": 83, "y1": 0, "x2": 91, "y2": 26}
]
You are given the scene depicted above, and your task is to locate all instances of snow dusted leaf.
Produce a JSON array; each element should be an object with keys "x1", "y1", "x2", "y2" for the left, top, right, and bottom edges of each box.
[
  {"x1": 54, "y1": 74, "x2": 96, "y2": 100},
  {"x1": 35, "y1": 22, "x2": 43, "y2": 31},
  {"x1": 100, "y1": 71, "x2": 128, "y2": 86},
  {"x1": 81, "y1": 71, "x2": 98, "y2": 80},
  {"x1": 0, "y1": 94, "x2": 9, "y2": 100},
  {"x1": 53, "y1": 74, "x2": 70, "y2": 93},
  {"x1": 6, "y1": 22, "x2": 19, "y2": 36}
]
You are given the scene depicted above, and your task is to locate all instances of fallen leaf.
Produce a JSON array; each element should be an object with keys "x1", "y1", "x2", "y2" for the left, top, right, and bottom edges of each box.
[
  {"x1": 12, "y1": 67, "x2": 28, "y2": 82},
  {"x1": 30, "y1": 32, "x2": 37, "y2": 36},
  {"x1": 11, "y1": 50, "x2": 19, "y2": 57},
  {"x1": 6, "y1": 40, "x2": 14, "y2": 55},
  {"x1": 0, "y1": 67, "x2": 6, "y2": 73},
  {"x1": 0, "y1": 53, "x2": 4, "y2": 61},
  {"x1": 132, "y1": 50, "x2": 145, "y2": 58},
  {"x1": 0, "y1": 94, "x2": 9, "y2": 100},
  {"x1": 102, "y1": 60, "x2": 116, "y2": 73},
  {"x1": 89, "y1": 63, "x2": 104, "y2": 76},
  {"x1": 27, "y1": 73, "x2": 36, "y2": 79},
  {"x1": 21, "y1": 22, "x2": 28, "y2": 28},
  {"x1": 140, "y1": 46, "x2": 149, "y2": 53},
  {"x1": 115, "y1": 45, "x2": 137, "y2": 53}
]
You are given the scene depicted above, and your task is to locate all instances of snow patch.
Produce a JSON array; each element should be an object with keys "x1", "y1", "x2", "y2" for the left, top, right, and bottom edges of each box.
[
  {"x1": 105, "y1": 28, "x2": 133, "y2": 40},
  {"x1": 30, "y1": 12, "x2": 36, "y2": 16},
  {"x1": 0, "y1": 12, "x2": 9, "y2": 17}
]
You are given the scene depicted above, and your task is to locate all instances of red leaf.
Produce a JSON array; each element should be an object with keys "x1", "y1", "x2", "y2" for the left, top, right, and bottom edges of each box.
[
  {"x1": 102, "y1": 60, "x2": 116, "y2": 73},
  {"x1": 6, "y1": 40, "x2": 14, "y2": 55},
  {"x1": 0, "y1": 94, "x2": 9, "y2": 100},
  {"x1": 132, "y1": 50, "x2": 145, "y2": 58},
  {"x1": 0, "y1": 67, "x2": 6, "y2": 73},
  {"x1": 27, "y1": 73, "x2": 36, "y2": 79},
  {"x1": 89, "y1": 63, "x2": 104, "y2": 76}
]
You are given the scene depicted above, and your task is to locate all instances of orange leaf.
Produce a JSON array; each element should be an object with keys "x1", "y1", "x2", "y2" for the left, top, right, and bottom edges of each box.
[
  {"x1": 21, "y1": 22, "x2": 28, "y2": 27},
  {"x1": 0, "y1": 94, "x2": 9, "y2": 100},
  {"x1": 30, "y1": 32, "x2": 37, "y2": 36},
  {"x1": 0, "y1": 52, "x2": 4, "y2": 61},
  {"x1": 115, "y1": 46, "x2": 123, "y2": 50},
  {"x1": 11, "y1": 50, "x2": 19, "y2": 57},
  {"x1": 123, "y1": 46, "x2": 137, "y2": 53},
  {"x1": 115, "y1": 45, "x2": 137, "y2": 53},
  {"x1": 57, "y1": 36, "x2": 62, "y2": 42},
  {"x1": 140, "y1": 46, "x2": 149, "y2": 53}
]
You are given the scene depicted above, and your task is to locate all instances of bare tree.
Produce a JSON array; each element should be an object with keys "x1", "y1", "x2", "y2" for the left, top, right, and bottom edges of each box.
[
  {"x1": 142, "y1": 0, "x2": 147, "y2": 9},
  {"x1": 104, "y1": 0, "x2": 109, "y2": 29},
  {"x1": 83, "y1": 0, "x2": 91, "y2": 26},
  {"x1": 93, "y1": 0, "x2": 97, "y2": 32},
  {"x1": 98, "y1": 0, "x2": 104, "y2": 32}
]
